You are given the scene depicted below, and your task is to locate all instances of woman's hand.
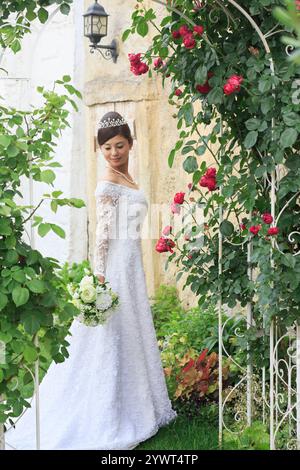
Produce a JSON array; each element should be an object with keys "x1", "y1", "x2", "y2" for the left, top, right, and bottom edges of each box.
[{"x1": 97, "y1": 275, "x2": 105, "y2": 284}]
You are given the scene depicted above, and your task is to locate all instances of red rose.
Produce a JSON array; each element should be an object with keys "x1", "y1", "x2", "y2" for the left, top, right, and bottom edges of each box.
[
  {"x1": 174, "y1": 192, "x2": 185, "y2": 204},
  {"x1": 196, "y1": 82, "x2": 211, "y2": 94},
  {"x1": 184, "y1": 234, "x2": 190, "y2": 241},
  {"x1": 267, "y1": 227, "x2": 279, "y2": 236},
  {"x1": 179, "y1": 25, "x2": 191, "y2": 36},
  {"x1": 172, "y1": 30, "x2": 181, "y2": 39},
  {"x1": 240, "y1": 223, "x2": 246, "y2": 230},
  {"x1": 200, "y1": 176, "x2": 216, "y2": 191},
  {"x1": 154, "y1": 57, "x2": 163, "y2": 69},
  {"x1": 155, "y1": 237, "x2": 176, "y2": 254},
  {"x1": 223, "y1": 74, "x2": 243, "y2": 95},
  {"x1": 183, "y1": 34, "x2": 196, "y2": 49},
  {"x1": 128, "y1": 53, "x2": 149, "y2": 76},
  {"x1": 262, "y1": 213, "x2": 273, "y2": 224},
  {"x1": 206, "y1": 168, "x2": 216, "y2": 178},
  {"x1": 223, "y1": 82, "x2": 236, "y2": 95},
  {"x1": 128, "y1": 53, "x2": 141, "y2": 65},
  {"x1": 249, "y1": 225, "x2": 261, "y2": 235},
  {"x1": 206, "y1": 178, "x2": 217, "y2": 191},
  {"x1": 188, "y1": 183, "x2": 193, "y2": 190},
  {"x1": 193, "y1": 25, "x2": 204, "y2": 36},
  {"x1": 162, "y1": 225, "x2": 172, "y2": 236},
  {"x1": 229, "y1": 74, "x2": 244, "y2": 86},
  {"x1": 200, "y1": 176, "x2": 208, "y2": 188},
  {"x1": 175, "y1": 88, "x2": 183, "y2": 96},
  {"x1": 199, "y1": 168, "x2": 217, "y2": 191}
]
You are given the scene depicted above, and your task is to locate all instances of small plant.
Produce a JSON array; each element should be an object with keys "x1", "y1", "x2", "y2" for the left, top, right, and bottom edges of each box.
[
  {"x1": 174, "y1": 349, "x2": 230, "y2": 402},
  {"x1": 223, "y1": 421, "x2": 270, "y2": 450}
]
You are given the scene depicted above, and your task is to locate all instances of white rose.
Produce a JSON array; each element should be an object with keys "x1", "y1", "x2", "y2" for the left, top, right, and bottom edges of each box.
[
  {"x1": 79, "y1": 275, "x2": 94, "y2": 290},
  {"x1": 80, "y1": 285, "x2": 97, "y2": 303},
  {"x1": 96, "y1": 292, "x2": 113, "y2": 311}
]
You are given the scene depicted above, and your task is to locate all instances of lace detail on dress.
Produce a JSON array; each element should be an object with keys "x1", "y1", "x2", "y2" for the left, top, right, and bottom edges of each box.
[{"x1": 93, "y1": 185, "x2": 120, "y2": 277}]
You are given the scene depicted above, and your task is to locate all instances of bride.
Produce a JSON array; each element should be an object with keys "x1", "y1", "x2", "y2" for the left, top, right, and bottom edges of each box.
[{"x1": 5, "y1": 111, "x2": 177, "y2": 450}]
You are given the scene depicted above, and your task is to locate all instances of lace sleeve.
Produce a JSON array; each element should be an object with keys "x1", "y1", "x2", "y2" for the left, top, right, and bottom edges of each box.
[{"x1": 93, "y1": 191, "x2": 119, "y2": 277}]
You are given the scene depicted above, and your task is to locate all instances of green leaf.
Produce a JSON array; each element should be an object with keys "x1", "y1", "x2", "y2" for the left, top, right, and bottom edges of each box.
[
  {"x1": 38, "y1": 7, "x2": 48, "y2": 23},
  {"x1": 51, "y1": 200, "x2": 58, "y2": 213},
  {"x1": 168, "y1": 149, "x2": 175, "y2": 168},
  {"x1": 0, "y1": 292, "x2": 8, "y2": 311},
  {"x1": 6, "y1": 145, "x2": 19, "y2": 158},
  {"x1": 60, "y1": 3, "x2": 71, "y2": 15},
  {"x1": 41, "y1": 170, "x2": 56, "y2": 184},
  {"x1": 281, "y1": 253, "x2": 296, "y2": 269},
  {"x1": 0, "y1": 135, "x2": 11, "y2": 148},
  {"x1": 183, "y1": 103, "x2": 194, "y2": 126},
  {"x1": 12, "y1": 287, "x2": 30, "y2": 307},
  {"x1": 0, "y1": 219, "x2": 12, "y2": 235},
  {"x1": 280, "y1": 128, "x2": 298, "y2": 148},
  {"x1": 23, "y1": 345, "x2": 38, "y2": 362},
  {"x1": 68, "y1": 198, "x2": 85, "y2": 208},
  {"x1": 245, "y1": 118, "x2": 260, "y2": 131},
  {"x1": 122, "y1": 29, "x2": 132, "y2": 42},
  {"x1": 261, "y1": 97, "x2": 273, "y2": 114},
  {"x1": 258, "y1": 78, "x2": 271, "y2": 93},
  {"x1": 137, "y1": 20, "x2": 149, "y2": 37},
  {"x1": 62, "y1": 75, "x2": 71, "y2": 82},
  {"x1": 38, "y1": 223, "x2": 51, "y2": 237},
  {"x1": 51, "y1": 224, "x2": 66, "y2": 239},
  {"x1": 207, "y1": 87, "x2": 223, "y2": 105},
  {"x1": 22, "y1": 313, "x2": 41, "y2": 335},
  {"x1": 11, "y1": 270, "x2": 26, "y2": 283},
  {"x1": 26, "y1": 279, "x2": 46, "y2": 294},
  {"x1": 193, "y1": 170, "x2": 201, "y2": 185},
  {"x1": 255, "y1": 165, "x2": 267, "y2": 177},
  {"x1": 244, "y1": 131, "x2": 258, "y2": 149},
  {"x1": 5, "y1": 250, "x2": 19, "y2": 265},
  {"x1": 26, "y1": 9, "x2": 37, "y2": 21},
  {"x1": 282, "y1": 111, "x2": 299, "y2": 127},
  {"x1": 220, "y1": 220, "x2": 235, "y2": 237},
  {"x1": 195, "y1": 65, "x2": 208, "y2": 84},
  {"x1": 183, "y1": 156, "x2": 198, "y2": 174}
]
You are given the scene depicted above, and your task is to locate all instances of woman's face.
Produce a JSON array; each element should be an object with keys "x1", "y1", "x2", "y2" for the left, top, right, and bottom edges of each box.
[{"x1": 100, "y1": 134, "x2": 132, "y2": 169}]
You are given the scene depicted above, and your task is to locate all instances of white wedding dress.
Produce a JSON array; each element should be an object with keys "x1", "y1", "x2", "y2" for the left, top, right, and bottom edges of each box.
[{"x1": 5, "y1": 181, "x2": 176, "y2": 450}]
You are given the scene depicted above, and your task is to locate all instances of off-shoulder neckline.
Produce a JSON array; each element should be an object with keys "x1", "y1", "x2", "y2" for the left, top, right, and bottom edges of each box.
[{"x1": 97, "y1": 180, "x2": 142, "y2": 192}]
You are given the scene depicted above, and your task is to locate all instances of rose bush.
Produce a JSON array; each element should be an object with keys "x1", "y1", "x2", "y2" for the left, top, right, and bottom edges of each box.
[{"x1": 123, "y1": 1, "x2": 300, "y2": 370}]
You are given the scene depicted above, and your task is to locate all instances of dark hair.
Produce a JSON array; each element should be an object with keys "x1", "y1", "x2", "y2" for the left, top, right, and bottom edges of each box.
[{"x1": 97, "y1": 111, "x2": 133, "y2": 146}]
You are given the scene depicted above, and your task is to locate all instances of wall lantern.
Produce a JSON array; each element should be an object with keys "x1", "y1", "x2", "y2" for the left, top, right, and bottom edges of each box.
[{"x1": 83, "y1": 1, "x2": 118, "y2": 63}]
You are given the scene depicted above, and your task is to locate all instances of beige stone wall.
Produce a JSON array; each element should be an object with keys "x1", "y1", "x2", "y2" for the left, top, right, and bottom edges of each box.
[{"x1": 83, "y1": 0, "x2": 201, "y2": 309}]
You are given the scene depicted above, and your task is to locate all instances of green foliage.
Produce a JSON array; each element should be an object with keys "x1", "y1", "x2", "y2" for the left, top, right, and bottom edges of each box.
[
  {"x1": 150, "y1": 285, "x2": 244, "y2": 414},
  {"x1": 223, "y1": 422, "x2": 270, "y2": 450},
  {"x1": 0, "y1": 73, "x2": 84, "y2": 427},
  {"x1": 0, "y1": 1, "x2": 74, "y2": 52}
]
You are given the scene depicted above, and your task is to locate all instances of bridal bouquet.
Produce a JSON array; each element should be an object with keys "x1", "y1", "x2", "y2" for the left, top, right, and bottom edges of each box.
[{"x1": 67, "y1": 271, "x2": 119, "y2": 327}]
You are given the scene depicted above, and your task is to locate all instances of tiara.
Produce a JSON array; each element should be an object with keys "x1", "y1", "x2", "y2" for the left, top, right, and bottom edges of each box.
[{"x1": 98, "y1": 117, "x2": 127, "y2": 129}]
